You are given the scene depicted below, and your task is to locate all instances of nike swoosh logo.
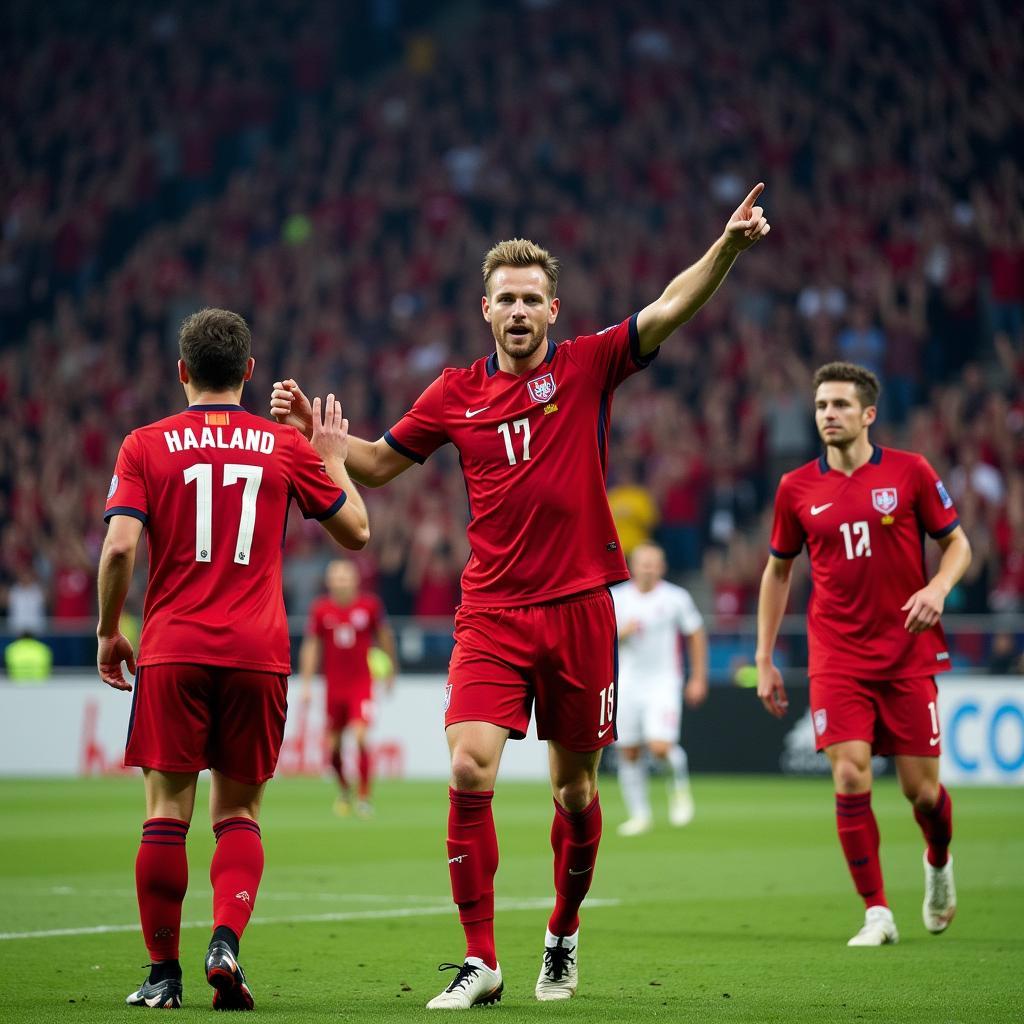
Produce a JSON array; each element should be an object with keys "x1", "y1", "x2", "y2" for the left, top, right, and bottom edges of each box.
[
  {"x1": 568, "y1": 866, "x2": 593, "y2": 876},
  {"x1": 810, "y1": 503, "x2": 833, "y2": 516},
  {"x1": 597, "y1": 726, "x2": 612, "y2": 739},
  {"x1": 929, "y1": 736, "x2": 941, "y2": 746},
  {"x1": 465, "y1": 406, "x2": 491, "y2": 418}
]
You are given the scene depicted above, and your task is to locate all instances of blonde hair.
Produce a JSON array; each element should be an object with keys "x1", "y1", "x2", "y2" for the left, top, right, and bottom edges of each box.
[{"x1": 481, "y1": 238, "x2": 559, "y2": 297}]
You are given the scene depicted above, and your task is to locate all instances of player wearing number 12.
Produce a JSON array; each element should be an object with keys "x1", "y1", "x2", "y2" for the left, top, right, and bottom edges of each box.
[
  {"x1": 756, "y1": 362, "x2": 971, "y2": 948},
  {"x1": 272, "y1": 185, "x2": 770, "y2": 1007},
  {"x1": 97, "y1": 308, "x2": 369, "y2": 1010}
]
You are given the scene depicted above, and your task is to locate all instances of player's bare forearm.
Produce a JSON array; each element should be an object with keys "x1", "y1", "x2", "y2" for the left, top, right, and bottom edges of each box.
[
  {"x1": 321, "y1": 462, "x2": 370, "y2": 549},
  {"x1": 636, "y1": 237, "x2": 740, "y2": 354},
  {"x1": 755, "y1": 557, "x2": 793, "y2": 666},
  {"x1": 636, "y1": 182, "x2": 770, "y2": 355},
  {"x1": 298, "y1": 636, "x2": 319, "y2": 696},
  {"x1": 346, "y1": 436, "x2": 414, "y2": 487},
  {"x1": 688, "y1": 628, "x2": 709, "y2": 685},
  {"x1": 96, "y1": 518, "x2": 143, "y2": 637},
  {"x1": 902, "y1": 526, "x2": 972, "y2": 633},
  {"x1": 377, "y1": 624, "x2": 399, "y2": 672}
]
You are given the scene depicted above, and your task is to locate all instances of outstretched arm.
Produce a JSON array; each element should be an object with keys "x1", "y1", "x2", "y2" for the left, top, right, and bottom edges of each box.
[
  {"x1": 636, "y1": 182, "x2": 770, "y2": 355},
  {"x1": 271, "y1": 379, "x2": 414, "y2": 486}
]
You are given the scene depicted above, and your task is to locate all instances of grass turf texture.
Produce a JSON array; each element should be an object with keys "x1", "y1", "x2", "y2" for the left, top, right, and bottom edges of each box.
[{"x1": 0, "y1": 776, "x2": 1020, "y2": 1023}]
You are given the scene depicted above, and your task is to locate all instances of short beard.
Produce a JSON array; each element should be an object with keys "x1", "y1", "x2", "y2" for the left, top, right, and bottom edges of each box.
[{"x1": 497, "y1": 330, "x2": 545, "y2": 362}]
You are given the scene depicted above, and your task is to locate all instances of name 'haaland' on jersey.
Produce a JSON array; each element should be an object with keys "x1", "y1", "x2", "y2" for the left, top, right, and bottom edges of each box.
[{"x1": 162, "y1": 426, "x2": 276, "y2": 454}]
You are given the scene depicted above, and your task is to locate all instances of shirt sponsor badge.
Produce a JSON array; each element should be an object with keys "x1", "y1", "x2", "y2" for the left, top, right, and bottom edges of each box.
[
  {"x1": 813, "y1": 709, "x2": 827, "y2": 736},
  {"x1": 107, "y1": 474, "x2": 119, "y2": 499},
  {"x1": 526, "y1": 372, "x2": 556, "y2": 404},
  {"x1": 935, "y1": 480, "x2": 953, "y2": 509},
  {"x1": 871, "y1": 487, "x2": 898, "y2": 516}
]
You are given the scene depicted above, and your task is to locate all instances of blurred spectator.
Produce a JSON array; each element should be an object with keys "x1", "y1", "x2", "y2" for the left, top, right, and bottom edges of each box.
[
  {"x1": 987, "y1": 632, "x2": 1024, "y2": 675},
  {"x1": 6, "y1": 566, "x2": 46, "y2": 634},
  {"x1": 607, "y1": 459, "x2": 658, "y2": 557}
]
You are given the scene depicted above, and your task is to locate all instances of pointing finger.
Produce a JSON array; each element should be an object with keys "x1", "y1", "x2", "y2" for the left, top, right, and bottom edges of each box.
[{"x1": 741, "y1": 182, "x2": 765, "y2": 211}]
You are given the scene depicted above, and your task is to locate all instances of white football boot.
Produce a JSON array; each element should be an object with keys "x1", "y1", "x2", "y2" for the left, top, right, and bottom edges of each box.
[
  {"x1": 847, "y1": 905, "x2": 899, "y2": 946},
  {"x1": 535, "y1": 929, "x2": 578, "y2": 1001},
  {"x1": 616, "y1": 814, "x2": 653, "y2": 837},
  {"x1": 668, "y1": 786, "x2": 695, "y2": 827},
  {"x1": 426, "y1": 958, "x2": 503, "y2": 1010},
  {"x1": 922, "y1": 852, "x2": 957, "y2": 933}
]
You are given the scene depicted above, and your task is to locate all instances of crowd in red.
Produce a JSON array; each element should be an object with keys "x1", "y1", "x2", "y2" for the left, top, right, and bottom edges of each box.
[{"x1": 1, "y1": 0, "x2": 1021, "y2": 633}]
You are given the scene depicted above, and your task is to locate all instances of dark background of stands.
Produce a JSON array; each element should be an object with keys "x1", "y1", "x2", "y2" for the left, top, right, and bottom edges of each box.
[{"x1": 1, "y1": 0, "x2": 1022, "y2": 674}]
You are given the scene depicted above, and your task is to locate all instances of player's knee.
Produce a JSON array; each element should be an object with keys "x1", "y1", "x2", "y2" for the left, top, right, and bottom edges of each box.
[
  {"x1": 648, "y1": 741, "x2": 671, "y2": 760},
  {"x1": 449, "y1": 748, "x2": 496, "y2": 791},
  {"x1": 832, "y1": 759, "x2": 870, "y2": 794},
  {"x1": 554, "y1": 774, "x2": 598, "y2": 813},
  {"x1": 904, "y1": 777, "x2": 940, "y2": 810}
]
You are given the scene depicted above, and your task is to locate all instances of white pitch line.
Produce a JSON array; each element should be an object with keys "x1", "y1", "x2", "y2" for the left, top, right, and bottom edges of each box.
[{"x1": 0, "y1": 897, "x2": 620, "y2": 942}]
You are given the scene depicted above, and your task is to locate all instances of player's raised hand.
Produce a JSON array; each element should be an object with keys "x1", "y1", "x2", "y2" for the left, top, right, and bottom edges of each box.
[
  {"x1": 756, "y1": 660, "x2": 789, "y2": 718},
  {"x1": 310, "y1": 393, "x2": 350, "y2": 464},
  {"x1": 271, "y1": 379, "x2": 314, "y2": 440},
  {"x1": 723, "y1": 182, "x2": 770, "y2": 252},
  {"x1": 901, "y1": 583, "x2": 945, "y2": 633},
  {"x1": 97, "y1": 632, "x2": 136, "y2": 692}
]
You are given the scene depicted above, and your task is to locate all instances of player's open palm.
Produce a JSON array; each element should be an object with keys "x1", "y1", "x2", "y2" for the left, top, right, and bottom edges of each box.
[
  {"x1": 724, "y1": 182, "x2": 770, "y2": 252},
  {"x1": 98, "y1": 632, "x2": 136, "y2": 692},
  {"x1": 310, "y1": 394, "x2": 350, "y2": 464},
  {"x1": 756, "y1": 661, "x2": 789, "y2": 718},
  {"x1": 271, "y1": 379, "x2": 314, "y2": 440}
]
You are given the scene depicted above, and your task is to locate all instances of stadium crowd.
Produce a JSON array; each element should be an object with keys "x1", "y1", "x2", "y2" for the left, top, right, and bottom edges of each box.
[{"x1": 1, "y1": 0, "x2": 1022, "y2": 633}]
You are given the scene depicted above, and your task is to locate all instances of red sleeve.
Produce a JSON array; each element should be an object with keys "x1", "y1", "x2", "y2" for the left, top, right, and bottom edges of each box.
[
  {"x1": 915, "y1": 456, "x2": 961, "y2": 538},
  {"x1": 288, "y1": 431, "x2": 347, "y2": 520},
  {"x1": 561, "y1": 313, "x2": 657, "y2": 391},
  {"x1": 104, "y1": 433, "x2": 148, "y2": 524},
  {"x1": 769, "y1": 474, "x2": 805, "y2": 558},
  {"x1": 383, "y1": 375, "x2": 449, "y2": 463}
]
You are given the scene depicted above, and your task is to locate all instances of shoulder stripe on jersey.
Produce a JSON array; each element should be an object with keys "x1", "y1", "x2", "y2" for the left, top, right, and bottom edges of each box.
[
  {"x1": 928, "y1": 517, "x2": 960, "y2": 540},
  {"x1": 310, "y1": 491, "x2": 347, "y2": 521},
  {"x1": 769, "y1": 545, "x2": 801, "y2": 559},
  {"x1": 543, "y1": 339, "x2": 556, "y2": 363},
  {"x1": 628, "y1": 311, "x2": 659, "y2": 368},
  {"x1": 870, "y1": 444, "x2": 883, "y2": 464},
  {"x1": 104, "y1": 506, "x2": 148, "y2": 525},
  {"x1": 383, "y1": 430, "x2": 426, "y2": 464}
]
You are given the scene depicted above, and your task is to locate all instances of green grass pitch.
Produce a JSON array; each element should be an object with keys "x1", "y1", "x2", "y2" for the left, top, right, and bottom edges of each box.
[{"x1": 0, "y1": 775, "x2": 1021, "y2": 1022}]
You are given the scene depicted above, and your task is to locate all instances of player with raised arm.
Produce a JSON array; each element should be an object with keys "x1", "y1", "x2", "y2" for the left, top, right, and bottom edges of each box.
[
  {"x1": 755, "y1": 362, "x2": 971, "y2": 947},
  {"x1": 97, "y1": 308, "x2": 368, "y2": 1011},
  {"x1": 272, "y1": 185, "x2": 769, "y2": 1007},
  {"x1": 299, "y1": 558, "x2": 398, "y2": 817},
  {"x1": 613, "y1": 542, "x2": 708, "y2": 836}
]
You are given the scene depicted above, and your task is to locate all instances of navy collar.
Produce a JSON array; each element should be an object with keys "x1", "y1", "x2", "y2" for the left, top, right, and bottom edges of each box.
[
  {"x1": 187, "y1": 403, "x2": 245, "y2": 410},
  {"x1": 486, "y1": 339, "x2": 557, "y2": 377},
  {"x1": 819, "y1": 443, "x2": 883, "y2": 473}
]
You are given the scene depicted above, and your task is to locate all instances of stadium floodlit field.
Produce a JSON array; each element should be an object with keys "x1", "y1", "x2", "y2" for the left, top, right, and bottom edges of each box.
[{"x1": 0, "y1": 776, "x2": 1020, "y2": 1023}]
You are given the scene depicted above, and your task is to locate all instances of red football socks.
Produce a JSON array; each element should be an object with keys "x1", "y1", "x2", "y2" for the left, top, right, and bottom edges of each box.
[
  {"x1": 329, "y1": 748, "x2": 348, "y2": 792},
  {"x1": 446, "y1": 788, "x2": 499, "y2": 969},
  {"x1": 136, "y1": 818, "x2": 189, "y2": 962},
  {"x1": 835, "y1": 792, "x2": 887, "y2": 908},
  {"x1": 548, "y1": 793, "x2": 602, "y2": 937},
  {"x1": 914, "y1": 785, "x2": 953, "y2": 867},
  {"x1": 357, "y1": 746, "x2": 371, "y2": 800},
  {"x1": 211, "y1": 817, "x2": 264, "y2": 940}
]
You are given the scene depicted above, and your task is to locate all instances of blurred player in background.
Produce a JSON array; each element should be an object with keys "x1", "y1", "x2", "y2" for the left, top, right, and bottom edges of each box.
[
  {"x1": 756, "y1": 362, "x2": 971, "y2": 947},
  {"x1": 272, "y1": 185, "x2": 769, "y2": 1008},
  {"x1": 97, "y1": 309, "x2": 368, "y2": 1010},
  {"x1": 300, "y1": 557, "x2": 398, "y2": 817},
  {"x1": 613, "y1": 542, "x2": 708, "y2": 836}
]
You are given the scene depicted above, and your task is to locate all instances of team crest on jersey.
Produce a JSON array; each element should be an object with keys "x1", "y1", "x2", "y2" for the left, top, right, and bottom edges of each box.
[
  {"x1": 351, "y1": 608, "x2": 369, "y2": 629},
  {"x1": 526, "y1": 372, "x2": 556, "y2": 404},
  {"x1": 107, "y1": 474, "x2": 119, "y2": 499},
  {"x1": 813, "y1": 709, "x2": 827, "y2": 736},
  {"x1": 871, "y1": 488, "x2": 898, "y2": 515}
]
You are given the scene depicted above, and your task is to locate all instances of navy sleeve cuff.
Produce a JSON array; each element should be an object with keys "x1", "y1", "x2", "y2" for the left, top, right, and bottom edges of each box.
[
  {"x1": 769, "y1": 545, "x2": 801, "y2": 559},
  {"x1": 308, "y1": 491, "x2": 347, "y2": 521},
  {"x1": 104, "y1": 506, "x2": 148, "y2": 525},
  {"x1": 628, "y1": 311, "x2": 659, "y2": 367},
  {"x1": 928, "y1": 517, "x2": 961, "y2": 540},
  {"x1": 384, "y1": 430, "x2": 426, "y2": 464}
]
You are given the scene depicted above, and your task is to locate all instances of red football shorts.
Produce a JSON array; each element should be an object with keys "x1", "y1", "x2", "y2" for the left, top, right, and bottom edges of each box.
[
  {"x1": 125, "y1": 664, "x2": 289, "y2": 784},
  {"x1": 809, "y1": 674, "x2": 942, "y2": 756},
  {"x1": 446, "y1": 587, "x2": 619, "y2": 753},
  {"x1": 325, "y1": 687, "x2": 374, "y2": 732}
]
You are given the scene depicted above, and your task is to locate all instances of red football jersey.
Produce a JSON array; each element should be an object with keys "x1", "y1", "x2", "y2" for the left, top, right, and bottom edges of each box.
[
  {"x1": 385, "y1": 315, "x2": 656, "y2": 606},
  {"x1": 104, "y1": 404, "x2": 346, "y2": 673},
  {"x1": 770, "y1": 445, "x2": 960, "y2": 679},
  {"x1": 306, "y1": 593, "x2": 383, "y2": 693}
]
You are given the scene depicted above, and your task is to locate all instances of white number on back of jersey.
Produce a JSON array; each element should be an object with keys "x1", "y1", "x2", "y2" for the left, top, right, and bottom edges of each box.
[
  {"x1": 497, "y1": 418, "x2": 531, "y2": 465},
  {"x1": 839, "y1": 520, "x2": 872, "y2": 559},
  {"x1": 183, "y1": 463, "x2": 264, "y2": 565}
]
